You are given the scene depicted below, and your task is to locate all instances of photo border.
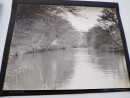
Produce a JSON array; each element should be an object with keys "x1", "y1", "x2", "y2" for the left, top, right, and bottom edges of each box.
[{"x1": 0, "y1": 0, "x2": 130, "y2": 96}]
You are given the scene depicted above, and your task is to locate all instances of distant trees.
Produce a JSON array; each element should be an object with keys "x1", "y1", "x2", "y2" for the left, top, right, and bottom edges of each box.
[{"x1": 86, "y1": 8, "x2": 123, "y2": 51}]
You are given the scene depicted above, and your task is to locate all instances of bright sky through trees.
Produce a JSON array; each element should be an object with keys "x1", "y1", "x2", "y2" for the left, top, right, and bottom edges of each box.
[{"x1": 64, "y1": 7, "x2": 103, "y2": 32}]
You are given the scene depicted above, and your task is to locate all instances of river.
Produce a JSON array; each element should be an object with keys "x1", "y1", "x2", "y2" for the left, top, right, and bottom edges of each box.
[{"x1": 4, "y1": 48, "x2": 130, "y2": 90}]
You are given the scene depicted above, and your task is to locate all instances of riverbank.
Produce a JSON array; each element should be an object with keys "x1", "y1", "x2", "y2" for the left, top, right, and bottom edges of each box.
[
  {"x1": 9, "y1": 45, "x2": 71, "y2": 56},
  {"x1": 9, "y1": 44, "x2": 124, "y2": 56},
  {"x1": 93, "y1": 45, "x2": 123, "y2": 52}
]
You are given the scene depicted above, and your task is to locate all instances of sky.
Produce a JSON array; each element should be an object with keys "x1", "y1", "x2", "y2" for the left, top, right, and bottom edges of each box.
[{"x1": 63, "y1": 6, "x2": 103, "y2": 32}]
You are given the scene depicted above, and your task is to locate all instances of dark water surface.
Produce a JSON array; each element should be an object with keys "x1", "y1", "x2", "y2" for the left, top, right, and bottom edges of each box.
[{"x1": 4, "y1": 48, "x2": 130, "y2": 90}]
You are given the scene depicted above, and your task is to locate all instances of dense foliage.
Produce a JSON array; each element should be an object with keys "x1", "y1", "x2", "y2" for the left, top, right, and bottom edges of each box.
[
  {"x1": 10, "y1": 5, "x2": 81, "y2": 55},
  {"x1": 10, "y1": 6, "x2": 123, "y2": 55},
  {"x1": 86, "y1": 8, "x2": 123, "y2": 51}
]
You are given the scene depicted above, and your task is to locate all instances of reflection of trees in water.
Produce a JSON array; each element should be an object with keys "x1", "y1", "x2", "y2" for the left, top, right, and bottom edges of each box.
[
  {"x1": 4, "y1": 50, "x2": 75, "y2": 90},
  {"x1": 87, "y1": 48, "x2": 129, "y2": 84},
  {"x1": 38, "y1": 50, "x2": 75, "y2": 90},
  {"x1": 4, "y1": 48, "x2": 130, "y2": 90}
]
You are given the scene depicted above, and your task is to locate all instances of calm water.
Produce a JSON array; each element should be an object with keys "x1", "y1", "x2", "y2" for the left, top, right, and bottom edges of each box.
[{"x1": 4, "y1": 48, "x2": 130, "y2": 90}]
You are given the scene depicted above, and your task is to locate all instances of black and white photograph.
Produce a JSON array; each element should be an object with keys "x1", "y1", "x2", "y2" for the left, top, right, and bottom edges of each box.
[{"x1": 3, "y1": 4, "x2": 130, "y2": 90}]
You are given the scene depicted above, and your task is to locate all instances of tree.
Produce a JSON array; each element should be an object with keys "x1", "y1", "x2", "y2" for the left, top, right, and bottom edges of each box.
[
  {"x1": 10, "y1": 5, "x2": 81, "y2": 55},
  {"x1": 97, "y1": 8, "x2": 123, "y2": 49},
  {"x1": 85, "y1": 8, "x2": 123, "y2": 51}
]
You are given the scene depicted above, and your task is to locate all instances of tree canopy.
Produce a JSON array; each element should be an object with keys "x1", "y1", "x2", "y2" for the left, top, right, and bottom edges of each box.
[
  {"x1": 86, "y1": 8, "x2": 123, "y2": 51},
  {"x1": 10, "y1": 5, "x2": 81, "y2": 55}
]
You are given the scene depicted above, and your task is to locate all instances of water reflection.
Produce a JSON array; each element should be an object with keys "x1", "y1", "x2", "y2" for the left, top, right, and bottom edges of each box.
[{"x1": 4, "y1": 48, "x2": 130, "y2": 90}]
